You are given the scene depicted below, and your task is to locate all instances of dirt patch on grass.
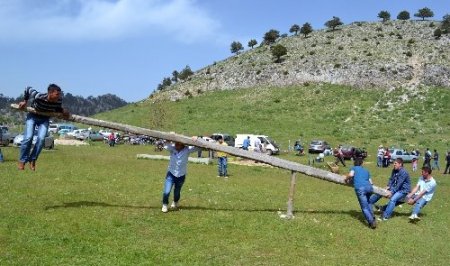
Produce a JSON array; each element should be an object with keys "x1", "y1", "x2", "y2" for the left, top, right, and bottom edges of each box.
[{"x1": 55, "y1": 139, "x2": 89, "y2": 146}]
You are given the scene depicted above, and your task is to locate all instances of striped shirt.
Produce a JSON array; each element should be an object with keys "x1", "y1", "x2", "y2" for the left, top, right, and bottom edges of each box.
[{"x1": 24, "y1": 87, "x2": 63, "y2": 113}]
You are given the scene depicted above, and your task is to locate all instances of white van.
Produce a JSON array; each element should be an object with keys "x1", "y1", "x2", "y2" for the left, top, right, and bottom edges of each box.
[
  {"x1": 235, "y1": 134, "x2": 280, "y2": 155},
  {"x1": 48, "y1": 124, "x2": 59, "y2": 134}
]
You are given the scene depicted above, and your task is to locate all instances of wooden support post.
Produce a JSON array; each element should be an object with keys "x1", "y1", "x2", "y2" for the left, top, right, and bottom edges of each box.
[{"x1": 286, "y1": 171, "x2": 297, "y2": 219}]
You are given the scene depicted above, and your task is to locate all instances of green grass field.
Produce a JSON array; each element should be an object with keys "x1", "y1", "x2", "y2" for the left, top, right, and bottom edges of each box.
[
  {"x1": 1, "y1": 142, "x2": 449, "y2": 265},
  {"x1": 1, "y1": 84, "x2": 450, "y2": 265}
]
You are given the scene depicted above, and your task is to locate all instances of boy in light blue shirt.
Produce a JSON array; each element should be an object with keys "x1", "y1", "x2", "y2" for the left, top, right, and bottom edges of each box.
[
  {"x1": 161, "y1": 137, "x2": 201, "y2": 213},
  {"x1": 406, "y1": 166, "x2": 437, "y2": 220}
]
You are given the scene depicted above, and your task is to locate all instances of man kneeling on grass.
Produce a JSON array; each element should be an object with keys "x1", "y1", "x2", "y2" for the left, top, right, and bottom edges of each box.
[
  {"x1": 406, "y1": 166, "x2": 437, "y2": 221},
  {"x1": 161, "y1": 137, "x2": 201, "y2": 213},
  {"x1": 345, "y1": 157, "x2": 377, "y2": 229}
]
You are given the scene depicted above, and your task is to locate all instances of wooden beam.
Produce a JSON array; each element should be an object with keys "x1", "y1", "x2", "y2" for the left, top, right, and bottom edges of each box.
[
  {"x1": 10, "y1": 104, "x2": 389, "y2": 197},
  {"x1": 286, "y1": 171, "x2": 297, "y2": 219}
]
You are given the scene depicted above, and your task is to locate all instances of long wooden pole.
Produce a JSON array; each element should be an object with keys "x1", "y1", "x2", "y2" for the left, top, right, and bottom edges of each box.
[
  {"x1": 11, "y1": 104, "x2": 389, "y2": 197},
  {"x1": 286, "y1": 171, "x2": 297, "y2": 219}
]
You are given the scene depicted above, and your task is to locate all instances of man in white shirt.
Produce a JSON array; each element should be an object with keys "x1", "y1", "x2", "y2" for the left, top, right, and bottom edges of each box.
[{"x1": 406, "y1": 166, "x2": 437, "y2": 220}]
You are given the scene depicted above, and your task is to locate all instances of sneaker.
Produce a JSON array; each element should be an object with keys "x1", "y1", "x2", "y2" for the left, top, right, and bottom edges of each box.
[
  {"x1": 30, "y1": 161, "x2": 36, "y2": 171},
  {"x1": 377, "y1": 217, "x2": 388, "y2": 222},
  {"x1": 161, "y1": 205, "x2": 168, "y2": 213},
  {"x1": 18, "y1": 161, "x2": 25, "y2": 170},
  {"x1": 170, "y1": 201, "x2": 178, "y2": 209},
  {"x1": 369, "y1": 221, "x2": 377, "y2": 229},
  {"x1": 374, "y1": 205, "x2": 382, "y2": 213},
  {"x1": 409, "y1": 214, "x2": 420, "y2": 220},
  {"x1": 224, "y1": 176, "x2": 229, "y2": 179},
  {"x1": 217, "y1": 175, "x2": 222, "y2": 178}
]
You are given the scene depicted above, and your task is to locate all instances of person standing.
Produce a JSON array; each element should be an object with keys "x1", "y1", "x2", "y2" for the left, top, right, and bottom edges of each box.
[
  {"x1": 424, "y1": 148, "x2": 432, "y2": 167},
  {"x1": 377, "y1": 145, "x2": 384, "y2": 167},
  {"x1": 443, "y1": 151, "x2": 450, "y2": 174},
  {"x1": 242, "y1": 136, "x2": 250, "y2": 150},
  {"x1": 432, "y1": 149, "x2": 439, "y2": 171},
  {"x1": 383, "y1": 147, "x2": 391, "y2": 168},
  {"x1": 253, "y1": 137, "x2": 262, "y2": 153},
  {"x1": 161, "y1": 138, "x2": 201, "y2": 213},
  {"x1": 369, "y1": 158, "x2": 411, "y2": 221},
  {"x1": 18, "y1": 85, "x2": 69, "y2": 171},
  {"x1": 108, "y1": 132, "x2": 116, "y2": 147},
  {"x1": 406, "y1": 166, "x2": 437, "y2": 220},
  {"x1": 344, "y1": 158, "x2": 376, "y2": 229},
  {"x1": 216, "y1": 136, "x2": 228, "y2": 178}
]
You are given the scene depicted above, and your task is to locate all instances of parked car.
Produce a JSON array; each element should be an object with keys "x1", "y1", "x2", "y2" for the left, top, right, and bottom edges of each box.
[
  {"x1": 389, "y1": 149, "x2": 418, "y2": 163},
  {"x1": 340, "y1": 145, "x2": 368, "y2": 160},
  {"x1": 0, "y1": 126, "x2": 11, "y2": 146},
  {"x1": 99, "y1": 130, "x2": 113, "y2": 138},
  {"x1": 13, "y1": 131, "x2": 55, "y2": 149},
  {"x1": 308, "y1": 140, "x2": 331, "y2": 154},
  {"x1": 210, "y1": 133, "x2": 235, "y2": 147},
  {"x1": 235, "y1": 134, "x2": 280, "y2": 155},
  {"x1": 67, "y1": 129, "x2": 88, "y2": 139},
  {"x1": 86, "y1": 131, "x2": 106, "y2": 141},
  {"x1": 48, "y1": 123, "x2": 59, "y2": 134}
]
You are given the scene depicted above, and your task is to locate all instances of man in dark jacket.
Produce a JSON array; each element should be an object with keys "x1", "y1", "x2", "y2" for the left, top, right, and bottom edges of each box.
[
  {"x1": 17, "y1": 84, "x2": 69, "y2": 170},
  {"x1": 369, "y1": 158, "x2": 411, "y2": 221}
]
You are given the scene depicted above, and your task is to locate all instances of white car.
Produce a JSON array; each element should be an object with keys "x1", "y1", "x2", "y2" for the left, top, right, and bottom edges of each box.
[
  {"x1": 99, "y1": 130, "x2": 112, "y2": 138},
  {"x1": 13, "y1": 132, "x2": 55, "y2": 149}
]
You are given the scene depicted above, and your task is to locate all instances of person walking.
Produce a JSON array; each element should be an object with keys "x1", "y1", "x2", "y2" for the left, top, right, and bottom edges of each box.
[
  {"x1": 216, "y1": 135, "x2": 228, "y2": 178},
  {"x1": 424, "y1": 148, "x2": 431, "y2": 167},
  {"x1": 17, "y1": 85, "x2": 69, "y2": 171},
  {"x1": 443, "y1": 151, "x2": 450, "y2": 174},
  {"x1": 432, "y1": 149, "x2": 439, "y2": 171},
  {"x1": 161, "y1": 138, "x2": 201, "y2": 213},
  {"x1": 334, "y1": 145, "x2": 346, "y2": 167},
  {"x1": 377, "y1": 145, "x2": 384, "y2": 167},
  {"x1": 344, "y1": 158, "x2": 376, "y2": 229},
  {"x1": 406, "y1": 166, "x2": 437, "y2": 221}
]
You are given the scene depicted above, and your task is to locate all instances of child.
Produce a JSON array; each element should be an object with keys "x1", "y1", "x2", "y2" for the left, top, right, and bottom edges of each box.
[
  {"x1": 406, "y1": 166, "x2": 437, "y2": 220},
  {"x1": 216, "y1": 136, "x2": 228, "y2": 178},
  {"x1": 412, "y1": 158, "x2": 418, "y2": 172},
  {"x1": 161, "y1": 137, "x2": 201, "y2": 213}
]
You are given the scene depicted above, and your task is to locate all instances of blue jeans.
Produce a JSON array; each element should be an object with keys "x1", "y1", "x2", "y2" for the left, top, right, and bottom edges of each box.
[
  {"x1": 408, "y1": 195, "x2": 428, "y2": 215},
  {"x1": 355, "y1": 185, "x2": 375, "y2": 225},
  {"x1": 432, "y1": 160, "x2": 440, "y2": 170},
  {"x1": 162, "y1": 172, "x2": 185, "y2": 205},
  {"x1": 218, "y1": 157, "x2": 227, "y2": 176},
  {"x1": 377, "y1": 156, "x2": 382, "y2": 167},
  {"x1": 369, "y1": 191, "x2": 406, "y2": 219},
  {"x1": 19, "y1": 113, "x2": 49, "y2": 163}
]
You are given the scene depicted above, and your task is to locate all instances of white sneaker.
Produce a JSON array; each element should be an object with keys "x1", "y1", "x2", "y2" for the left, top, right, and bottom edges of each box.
[
  {"x1": 409, "y1": 214, "x2": 420, "y2": 220},
  {"x1": 170, "y1": 201, "x2": 178, "y2": 209},
  {"x1": 161, "y1": 204, "x2": 168, "y2": 213}
]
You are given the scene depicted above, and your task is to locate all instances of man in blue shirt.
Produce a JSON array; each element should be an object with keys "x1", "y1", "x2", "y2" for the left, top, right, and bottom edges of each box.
[
  {"x1": 369, "y1": 158, "x2": 411, "y2": 220},
  {"x1": 242, "y1": 136, "x2": 250, "y2": 150},
  {"x1": 345, "y1": 157, "x2": 376, "y2": 229},
  {"x1": 161, "y1": 138, "x2": 201, "y2": 213}
]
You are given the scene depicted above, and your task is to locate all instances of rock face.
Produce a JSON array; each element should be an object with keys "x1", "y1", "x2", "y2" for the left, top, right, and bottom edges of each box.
[{"x1": 154, "y1": 20, "x2": 450, "y2": 101}]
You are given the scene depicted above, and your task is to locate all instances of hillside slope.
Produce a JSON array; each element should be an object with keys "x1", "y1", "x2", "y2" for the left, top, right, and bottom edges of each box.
[{"x1": 155, "y1": 20, "x2": 449, "y2": 101}]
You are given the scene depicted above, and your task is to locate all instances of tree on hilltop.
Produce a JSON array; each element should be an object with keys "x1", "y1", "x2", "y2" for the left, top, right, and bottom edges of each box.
[
  {"x1": 441, "y1": 14, "x2": 450, "y2": 34},
  {"x1": 397, "y1": 10, "x2": 410, "y2": 20},
  {"x1": 271, "y1": 44, "x2": 287, "y2": 63},
  {"x1": 230, "y1": 41, "x2": 244, "y2": 54},
  {"x1": 289, "y1": 24, "x2": 300, "y2": 35},
  {"x1": 414, "y1": 7, "x2": 434, "y2": 21},
  {"x1": 248, "y1": 39, "x2": 258, "y2": 49},
  {"x1": 263, "y1": 29, "x2": 280, "y2": 45},
  {"x1": 178, "y1": 65, "x2": 194, "y2": 81},
  {"x1": 300, "y1": 22, "x2": 313, "y2": 37},
  {"x1": 325, "y1": 16, "x2": 343, "y2": 31},
  {"x1": 378, "y1": 10, "x2": 391, "y2": 22},
  {"x1": 171, "y1": 70, "x2": 179, "y2": 82}
]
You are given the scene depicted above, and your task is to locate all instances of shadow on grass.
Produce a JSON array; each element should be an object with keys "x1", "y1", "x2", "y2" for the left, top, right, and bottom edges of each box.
[{"x1": 43, "y1": 201, "x2": 414, "y2": 224}]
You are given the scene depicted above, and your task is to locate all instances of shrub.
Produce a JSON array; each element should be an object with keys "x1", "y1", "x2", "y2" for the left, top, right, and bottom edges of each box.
[
  {"x1": 405, "y1": 51, "x2": 413, "y2": 57},
  {"x1": 379, "y1": 67, "x2": 386, "y2": 72},
  {"x1": 271, "y1": 44, "x2": 288, "y2": 63},
  {"x1": 309, "y1": 51, "x2": 316, "y2": 55},
  {"x1": 334, "y1": 63, "x2": 342, "y2": 68},
  {"x1": 283, "y1": 70, "x2": 289, "y2": 75},
  {"x1": 366, "y1": 52, "x2": 373, "y2": 56},
  {"x1": 392, "y1": 70, "x2": 398, "y2": 75},
  {"x1": 396, "y1": 33, "x2": 403, "y2": 39},
  {"x1": 184, "y1": 90, "x2": 193, "y2": 98},
  {"x1": 311, "y1": 43, "x2": 317, "y2": 47},
  {"x1": 256, "y1": 70, "x2": 261, "y2": 75},
  {"x1": 397, "y1": 10, "x2": 410, "y2": 20},
  {"x1": 197, "y1": 89, "x2": 203, "y2": 94},
  {"x1": 434, "y1": 28, "x2": 442, "y2": 39},
  {"x1": 377, "y1": 33, "x2": 384, "y2": 37},
  {"x1": 338, "y1": 46, "x2": 344, "y2": 50},
  {"x1": 376, "y1": 26, "x2": 383, "y2": 32},
  {"x1": 408, "y1": 39, "x2": 415, "y2": 44},
  {"x1": 363, "y1": 37, "x2": 369, "y2": 41}
]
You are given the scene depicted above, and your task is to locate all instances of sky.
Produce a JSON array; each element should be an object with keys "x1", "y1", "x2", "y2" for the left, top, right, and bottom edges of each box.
[{"x1": 0, "y1": 0, "x2": 448, "y2": 102}]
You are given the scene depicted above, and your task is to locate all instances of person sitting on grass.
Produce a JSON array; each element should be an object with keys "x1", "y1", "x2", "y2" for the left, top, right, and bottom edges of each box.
[
  {"x1": 216, "y1": 135, "x2": 228, "y2": 178},
  {"x1": 17, "y1": 85, "x2": 70, "y2": 171},
  {"x1": 344, "y1": 157, "x2": 377, "y2": 229},
  {"x1": 406, "y1": 166, "x2": 437, "y2": 221},
  {"x1": 161, "y1": 137, "x2": 201, "y2": 213},
  {"x1": 369, "y1": 158, "x2": 411, "y2": 221}
]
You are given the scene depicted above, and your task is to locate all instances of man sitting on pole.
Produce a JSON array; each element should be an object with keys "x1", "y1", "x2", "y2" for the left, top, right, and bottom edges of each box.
[{"x1": 17, "y1": 85, "x2": 70, "y2": 171}]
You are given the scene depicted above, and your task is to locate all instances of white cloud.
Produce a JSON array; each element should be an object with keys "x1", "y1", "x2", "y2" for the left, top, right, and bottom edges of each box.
[{"x1": 0, "y1": 0, "x2": 221, "y2": 43}]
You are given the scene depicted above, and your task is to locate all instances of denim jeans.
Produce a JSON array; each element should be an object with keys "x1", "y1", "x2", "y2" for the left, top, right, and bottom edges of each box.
[
  {"x1": 408, "y1": 195, "x2": 428, "y2": 215},
  {"x1": 369, "y1": 191, "x2": 406, "y2": 219},
  {"x1": 432, "y1": 160, "x2": 440, "y2": 170},
  {"x1": 162, "y1": 172, "x2": 185, "y2": 205},
  {"x1": 377, "y1": 156, "x2": 382, "y2": 167},
  {"x1": 218, "y1": 157, "x2": 227, "y2": 176},
  {"x1": 19, "y1": 113, "x2": 49, "y2": 163},
  {"x1": 355, "y1": 185, "x2": 375, "y2": 225}
]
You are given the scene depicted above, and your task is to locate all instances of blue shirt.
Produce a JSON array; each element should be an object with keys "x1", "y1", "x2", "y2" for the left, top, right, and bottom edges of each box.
[
  {"x1": 243, "y1": 138, "x2": 250, "y2": 149},
  {"x1": 350, "y1": 166, "x2": 371, "y2": 189},
  {"x1": 165, "y1": 144, "x2": 201, "y2": 177}
]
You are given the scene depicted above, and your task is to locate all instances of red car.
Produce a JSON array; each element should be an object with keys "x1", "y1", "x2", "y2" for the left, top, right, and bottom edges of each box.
[{"x1": 340, "y1": 145, "x2": 367, "y2": 160}]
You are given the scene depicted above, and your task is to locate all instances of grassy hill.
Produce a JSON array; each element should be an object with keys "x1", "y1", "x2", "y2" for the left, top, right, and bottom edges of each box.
[{"x1": 96, "y1": 84, "x2": 450, "y2": 152}]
